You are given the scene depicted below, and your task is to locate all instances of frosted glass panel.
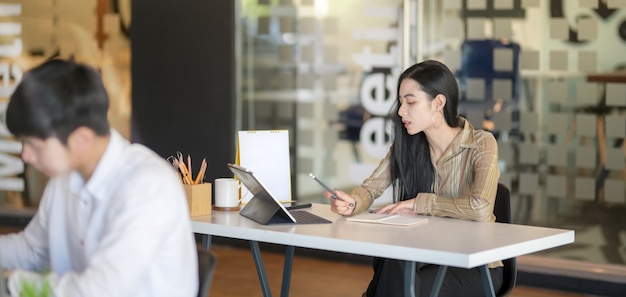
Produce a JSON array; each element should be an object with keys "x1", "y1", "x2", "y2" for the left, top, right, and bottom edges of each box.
[
  {"x1": 576, "y1": 83, "x2": 598, "y2": 106},
  {"x1": 494, "y1": 49, "x2": 513, "y2": 71},
  {"x1": 608, "y1": 0, "x2": 626, "y2": 7},
  {"x1": 577, "y1": 18, "x2": 597, "y2": 41},
  {"x1": 494, "y1": 0, "x2": 514, "y2": 9},
  {"x1": 547, "y1": 175, "x2": 567, "y2": 198},
  {"x1": 297, "y1": 157, "x2": 313, "y2": 173},
  {"x1": 444, "y1": 19, "x2": 463, "y2": 38},
  {"x1": 467, "y1": 18, "x2": 487, "y2": 39},
  {"x1": 548, "y1": 81, "x2": 567, "y2": 104},
  {"x1": 498, "y1": 142, "x2": 514, "y2": 164},
  {"x1": 324, "y1": 157, "x2": 337, "y2": 176},
  {"x1": 605, "y1": 148, "x2": 625, "y2": 171},
  {"x1": 279, "y1": 17, "x2": 295, "y2": 33},
  {"x1": 550, "y1": 19, "x2": 568, "y2": 40},
  {"x1": 579, "y1": 0, "x2": 599, "y2": 7},
  {"x1": 258, "y1": 17, "x2": 271, "y2": 34},
  {"x1": 321, "y1": 18, "x2": 336, "y2": 35},
  {"x1": 467, "y1": 78, "x2": 486, "y2": 100},
  {"x1": 521, "y1": 50, "x2": 540, "y2": 70},
  {"x1": 298, "y1": 73, "x2": 315, "y2": 89},
  {"x1": 298, "y1": 130, "x2": 314, "y2": 146},
  {"x1": 605, "y1": 115, "x2": 626, "y2": 138},
  {"x1": 323, "y1": 75, "x2": 338, "y2": 91},
  {"x1": 493, "y1": 18, "x2": 512, "y2": 38},
  {"x1": 547, "y1": 113, "x2": 568, "y2": 134},
  {"x1": 575, "y1": 146, "x2": 597, "y2": 169},
  {"x1": 522, "y1": 0, "x2": 541, "y2": 7},
  {"x1": 520, "y1": 112, "x2": 538, "y2": 133},
  {"x1": 443, "y1": 0, "x2": 462, "y2": 9},
  {"x1": 604, "y1": 180, "x2": 625, "y2": 203},
  {"x1": 606, "y1": 83, "x2": 626, "y2": 106},
  {"x1": 493, "y1": 111, "x2": 511, "y2": 131},
  {"x1": 301, "y1": 44, "x2": 315, "y2": 63},
  {"x1": 550, "y1": 50, "x2": 568, "y2": 70},
  {"x1": 547, "y1": 144, "x2": 568, "y2": 166},
  {"x1": 300, "y1": 17, "x2": 316, "y2": 34},
  {"x1": 444, "y1": 50, "x2": 462, "y2": 69},
  {"x1": 575, "y1": 177, "x2": 596, "y2": 201},
  {"x1": 466, "y1": 108, "x2": 485, "y2": 129},
  {"x1": 324, "y1": 46, "x2": 338, "y2": 63},
  {"x1": 277, "y1": 73, "x2": 295, "y2": 89},
  {"x1": 493, "y1": 79, "x2": 512, "y2": 101},
  {"x1": 467, "y1": 0, "x2": 487, "y2": 9},
  {"x1": 278, "y1": 45, "x2": 294, "y2": 62},
  {"x1": 519, "y1": 173, "x2": 539, "y2": 195},
  {"x1": 576, "y1": 114, "x2": 597, "y2": 137},
  {"x1": 578, "y1": 51, "x2": 597, "y2": 72},
  {"x1": 519, "y1": 143, "x2": 539, "y2": 164}
]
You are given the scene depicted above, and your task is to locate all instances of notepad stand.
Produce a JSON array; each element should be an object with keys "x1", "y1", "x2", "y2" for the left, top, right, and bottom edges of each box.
[{"x1": 184, "y1": 183, "x2": 212, "y2": 216}]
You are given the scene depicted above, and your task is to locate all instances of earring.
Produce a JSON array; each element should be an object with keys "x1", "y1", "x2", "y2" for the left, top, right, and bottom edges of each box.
[{"x1": 431, "y1": 111, "x2": 443, "y2": 129}]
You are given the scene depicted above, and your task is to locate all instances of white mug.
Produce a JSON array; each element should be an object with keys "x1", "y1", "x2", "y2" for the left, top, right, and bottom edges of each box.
[{"x1": 214, "y1": 178, "x2": 241, "y2": 209}]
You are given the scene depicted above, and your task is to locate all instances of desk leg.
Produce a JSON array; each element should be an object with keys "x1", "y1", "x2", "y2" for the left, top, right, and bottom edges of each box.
[
  {"x1": 280, "y1": 246, "x2": 294, "y2": 297},
  {"x1": 250, "y1": 241, "x2": 272, "y2": 297},
  {"x1": 428, "y1": 265, "x2": 447, "y2": 297},
  {"x1": 201, "y1": 234, "x2": 211, "y2": 250},
  {"x1": 404, "y1": 261, "x2": 416, "y2": 297},
  {"x1": 479, "y1": 265, "x2": 495, "y2": 297}
]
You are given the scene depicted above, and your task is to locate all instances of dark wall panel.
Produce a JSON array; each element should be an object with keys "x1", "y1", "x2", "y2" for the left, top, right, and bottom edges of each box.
[{"x1": 131, "y1": 1, "x2": 235, "y2": 184}]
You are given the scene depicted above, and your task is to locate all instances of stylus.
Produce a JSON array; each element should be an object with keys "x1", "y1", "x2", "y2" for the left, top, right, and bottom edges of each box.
[{"x1": 309, "y1": 173, "x2": 340, "y2": 200}]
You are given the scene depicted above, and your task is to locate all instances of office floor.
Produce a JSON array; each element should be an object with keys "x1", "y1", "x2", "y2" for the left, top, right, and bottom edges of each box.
[{"x1": 208, "y1": 244, "x2": 598, "y2": 297}]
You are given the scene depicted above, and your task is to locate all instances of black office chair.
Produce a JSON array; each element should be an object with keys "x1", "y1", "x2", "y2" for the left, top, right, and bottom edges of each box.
[
  {"x1": 493, "y1": 183, "x2": 517, "y2": 297},
  {"x1": 197, "y1": 246, "x2": 218, "y2": 297}
]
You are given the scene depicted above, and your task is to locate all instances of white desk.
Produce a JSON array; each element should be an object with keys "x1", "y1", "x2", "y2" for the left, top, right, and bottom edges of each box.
[{"x1": 192, "y1": 204, "x2": 574, "y2": 297}]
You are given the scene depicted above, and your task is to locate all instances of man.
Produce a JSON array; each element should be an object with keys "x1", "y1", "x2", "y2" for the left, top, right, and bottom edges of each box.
[{"x1": 0, "y1": 59, "x2": 198, "y2": 296}]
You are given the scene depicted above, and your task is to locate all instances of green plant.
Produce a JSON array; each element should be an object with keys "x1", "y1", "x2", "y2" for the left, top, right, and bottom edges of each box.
[{"x1": 18, "y1": 275, "x2": 52, "y2": 297}]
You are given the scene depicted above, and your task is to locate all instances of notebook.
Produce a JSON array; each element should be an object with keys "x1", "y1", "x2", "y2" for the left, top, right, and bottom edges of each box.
[
  {"x1": 227, "y1": 163, "x2": 331, "y2": 225},
  {"x1": 346, "y1": 213, "x2": 429, "y2": 226}
]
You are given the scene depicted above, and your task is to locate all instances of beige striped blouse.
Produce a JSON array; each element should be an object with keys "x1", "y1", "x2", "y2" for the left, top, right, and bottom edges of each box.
[{"x1": 350, "y1": 118, "x2": 502, "y2": 267}]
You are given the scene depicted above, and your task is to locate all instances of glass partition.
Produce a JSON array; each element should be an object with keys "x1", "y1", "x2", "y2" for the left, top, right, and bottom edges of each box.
[{"x1": 238, "y1": 0, "x2": 626, "y2": 269}]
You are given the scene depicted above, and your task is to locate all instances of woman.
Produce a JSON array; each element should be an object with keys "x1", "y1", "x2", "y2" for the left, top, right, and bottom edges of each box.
[{"x1": 325, "y1": 60, "x2": 503, "y2": 296}]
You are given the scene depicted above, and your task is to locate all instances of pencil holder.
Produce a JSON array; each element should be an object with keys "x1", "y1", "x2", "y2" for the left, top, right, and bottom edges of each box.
[{"x1": 184, "y1": 183, "x2": 212, "y2": 216}]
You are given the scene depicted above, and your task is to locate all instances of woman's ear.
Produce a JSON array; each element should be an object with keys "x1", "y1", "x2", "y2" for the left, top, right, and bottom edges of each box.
[{"x1": 433, "y1": 94, "x2": 447, "y2": 111}]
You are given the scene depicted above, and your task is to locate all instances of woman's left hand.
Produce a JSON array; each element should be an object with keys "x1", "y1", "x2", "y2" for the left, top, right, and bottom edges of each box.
[{"x1": 372, "y1": 199, "x2": 415, "y2": 215}]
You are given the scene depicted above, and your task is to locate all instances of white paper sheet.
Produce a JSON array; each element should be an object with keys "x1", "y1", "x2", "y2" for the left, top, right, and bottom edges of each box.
[{"x1": 237, "y1": 130, "x2": 292, "y2": 203}]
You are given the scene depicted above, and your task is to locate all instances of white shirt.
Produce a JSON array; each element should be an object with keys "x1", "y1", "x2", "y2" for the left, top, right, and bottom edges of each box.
[{"x1": 0, "y1": 130, "x2": 198, "y2": 297}]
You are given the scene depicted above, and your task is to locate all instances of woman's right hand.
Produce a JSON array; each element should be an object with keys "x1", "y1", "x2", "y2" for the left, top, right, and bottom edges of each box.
[{"x1": 323, "y1": 189, "x2": 356, "y2": 216}]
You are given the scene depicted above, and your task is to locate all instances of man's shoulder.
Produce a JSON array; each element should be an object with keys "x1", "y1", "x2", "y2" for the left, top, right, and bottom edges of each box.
[{"x1": 121, "y1": 142, "x2": 167, "y2": 166}]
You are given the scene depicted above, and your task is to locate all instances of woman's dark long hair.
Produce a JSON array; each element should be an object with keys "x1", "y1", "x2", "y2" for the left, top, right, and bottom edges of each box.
[{"x1": 389, "y1": 60, "x2": 461, "y2": 201}]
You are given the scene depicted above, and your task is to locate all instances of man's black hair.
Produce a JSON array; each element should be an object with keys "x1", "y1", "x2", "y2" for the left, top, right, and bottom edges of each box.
[{"x1": 6, "y1": 59, "x2": 110, "y2": 144}]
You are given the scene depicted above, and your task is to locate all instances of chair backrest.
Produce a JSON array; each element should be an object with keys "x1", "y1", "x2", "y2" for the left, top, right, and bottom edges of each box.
[
  {"x1": 494, "y1": 183, "x2": 512, "y2": 224},
  {"x1": 455, "y1": 39, "x2": 521, "y2": 130},
  {"x1": 197, "y1": 247, "x2": 218, "y2": 297},
  {"x1": 457, "y1": 39, "x2": 521, "y2": 103},
  {"x1": 493, "y1": 183, "x2": 517, "y2": 297}
]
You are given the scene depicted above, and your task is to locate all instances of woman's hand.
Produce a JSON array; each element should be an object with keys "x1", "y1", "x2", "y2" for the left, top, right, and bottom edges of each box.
[
  {"x1": 372, "y1": 198, "x2": 416, "y2": 215},
  {"x1": 323, "y1": 189, "x2": 356, "y2": 216}
]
